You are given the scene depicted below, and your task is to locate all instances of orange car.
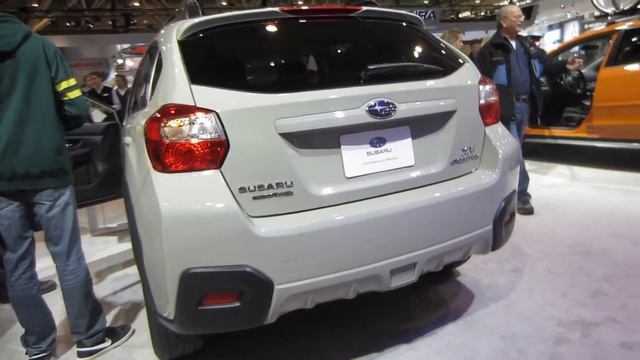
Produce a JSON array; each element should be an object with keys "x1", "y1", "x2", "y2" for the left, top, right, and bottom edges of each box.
[{"x1": 525, "y1": 17, "x2": 640, "y2": 149}]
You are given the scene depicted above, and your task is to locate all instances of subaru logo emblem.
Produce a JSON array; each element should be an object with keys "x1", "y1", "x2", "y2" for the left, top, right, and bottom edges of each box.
[
  {"x1": 366, "y1": 99, "x2": 397, "y2": 119},
  {"x1": 369, "y1": 136, "x2": 387, "y2": 148}
]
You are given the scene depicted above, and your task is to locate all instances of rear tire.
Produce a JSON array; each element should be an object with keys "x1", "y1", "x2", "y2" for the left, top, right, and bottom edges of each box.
[{"x1": 145, "y1": 303, "x2": 204, "y2": 360}]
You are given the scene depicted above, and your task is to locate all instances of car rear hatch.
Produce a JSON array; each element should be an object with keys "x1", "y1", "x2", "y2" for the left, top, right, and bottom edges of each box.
[{"x1": 179, "y1": 7, "x2": 485, "y2": 217}]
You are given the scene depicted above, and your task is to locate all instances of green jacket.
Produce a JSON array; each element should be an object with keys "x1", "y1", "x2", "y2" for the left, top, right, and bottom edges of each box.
[{"x1": 0, "y1": 13, "x2": 88, "y2": 191}]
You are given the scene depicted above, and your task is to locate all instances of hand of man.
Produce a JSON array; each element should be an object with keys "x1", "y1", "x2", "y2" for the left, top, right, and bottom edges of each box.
[{"x1": 566, "y1": 55, "x2": 583, "y2": 71}]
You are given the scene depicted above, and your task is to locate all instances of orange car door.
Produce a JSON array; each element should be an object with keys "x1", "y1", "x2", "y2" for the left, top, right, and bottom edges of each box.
[{"x1": 590, "y1": 28, "x2": 640, "y2": 140}]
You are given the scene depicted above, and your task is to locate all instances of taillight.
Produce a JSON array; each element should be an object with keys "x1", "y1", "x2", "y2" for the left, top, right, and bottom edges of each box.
[
  {"x1": 478, "y1": 76, "x2": 500, "y2": 127},
  {"x1": 144, "y1": 104, "x2": 228, "y2": 173},
  {"x1": 279, "y1": 5, "x2": 362, "y2": 16}
]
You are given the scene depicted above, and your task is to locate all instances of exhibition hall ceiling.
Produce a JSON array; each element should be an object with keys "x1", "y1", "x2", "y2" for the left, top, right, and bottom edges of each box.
[{"x1": 0, "y1": 0, "x2": 539, "y2": 34}]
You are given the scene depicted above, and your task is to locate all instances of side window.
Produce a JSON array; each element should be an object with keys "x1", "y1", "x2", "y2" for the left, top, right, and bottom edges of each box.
[
  {"x1": 127, "y1": 42, "x2": 160, "y2": 116},
  {"x1": 609, "y1": 28, "x2": 640, "y2": 67},
  {"x1": 150, "y1": 53, "x2": 163, "y2": 98},
  {"x1": 555, "y1": 36, "x2": 611, "y2": 70}
]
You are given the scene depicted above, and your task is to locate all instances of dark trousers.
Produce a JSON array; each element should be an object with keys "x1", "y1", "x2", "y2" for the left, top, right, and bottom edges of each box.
[{"x1": 0, "y1": 185, "x2": 106, "y2": 356}]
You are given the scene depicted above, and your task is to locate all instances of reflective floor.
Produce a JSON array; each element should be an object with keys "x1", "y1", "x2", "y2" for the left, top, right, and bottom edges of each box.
[{"x1": 1, "y1": 146, "x2": 639, "y2": 360}]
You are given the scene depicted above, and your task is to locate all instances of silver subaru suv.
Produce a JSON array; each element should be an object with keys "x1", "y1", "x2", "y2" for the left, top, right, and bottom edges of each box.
[{"x1": 123, "y1": 5, "x2": 520, "y2": 359}]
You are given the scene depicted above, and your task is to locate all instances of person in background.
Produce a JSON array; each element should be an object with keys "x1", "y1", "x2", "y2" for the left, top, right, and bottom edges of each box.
[
  {"x1": 0, "y1": 12, "x2": 134, "y2": 359},
  {"x1": 441, "y1": 27, "x2": 464, "y2": 50},
  {"x1": 474, "y1": 4, "x2": 582, "y2": 215},
  {"x1": 80, "y1": 74, "x2": 92, "y2": 94},
  {"x1": 85, "y1": 71, "x2": 114, "y2": 106},
  {"x1": 111, "y1": 74, "x2": 129, "y2": 121},
  {"x1": 468, "y1": 38, "x2": 483, "y2": 63}
]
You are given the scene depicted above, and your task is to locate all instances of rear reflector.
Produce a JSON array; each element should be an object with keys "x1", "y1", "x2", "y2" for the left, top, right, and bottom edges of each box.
[
  {"x1": 279, "y1": 5, "x2": 362, "y2": 16},
  {"x1": 200, "y1": 292, "x2": 241, "y2": 307},
  {"x1": 478, "y1": 76, "x2": 500, "y2": 127},
  {"x1": 145, "y1": 104, "x2": 229, "y2": 173}
]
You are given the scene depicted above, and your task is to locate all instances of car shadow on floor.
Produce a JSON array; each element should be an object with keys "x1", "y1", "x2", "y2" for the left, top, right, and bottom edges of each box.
[
  {"x1": 186, "y1": 270, "x2": 474, "y2": 360},
  {"x1": 523, "y1": 143, "x2": 640, "y2": 172}
]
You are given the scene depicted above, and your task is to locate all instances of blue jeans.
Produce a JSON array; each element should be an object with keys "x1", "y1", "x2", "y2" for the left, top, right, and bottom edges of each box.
[
  {"x1": 509, "y1": 101, "x2": 531, "y2": 201},
  {"x1": 0, "y1": 185, "x2": 106, "y2": 357}
]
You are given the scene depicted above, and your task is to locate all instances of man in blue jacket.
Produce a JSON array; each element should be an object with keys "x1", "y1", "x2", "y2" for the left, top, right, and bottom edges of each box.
[
  {"x1": 0, "y1": 13, "x2": 133, "y2": 359},
  {"x1": 474, "y1": 4, "x2": 582, "y2": 215}
]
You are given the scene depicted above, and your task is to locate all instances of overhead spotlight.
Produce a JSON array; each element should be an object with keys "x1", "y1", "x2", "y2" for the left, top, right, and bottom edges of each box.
[
  {"x1": 27, "y1": 0, "x2": 40, "y2": 7},
  {"x1": 221, "y1": 1, "x2": 228, "y2": 5},
  {"x1": 128, "y1": 1, "x2": 141, "y2": 6},
  {"x1": 84, "y1": 19, "x2": 95, "y2": 29}
]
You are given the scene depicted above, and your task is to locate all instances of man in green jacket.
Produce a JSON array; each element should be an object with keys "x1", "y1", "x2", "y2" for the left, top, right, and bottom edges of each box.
[{"x1": 0, "y1": 13, "x2": 133, "y2": 359}]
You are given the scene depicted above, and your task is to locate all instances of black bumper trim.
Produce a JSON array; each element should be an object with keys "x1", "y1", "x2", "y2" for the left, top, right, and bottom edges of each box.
[
  {"x1": 492, "y1": 190, "x2": 516, "y2": 251},
  {"x1": 158, "y1": 265, "x2": 274, "y2": 335}
]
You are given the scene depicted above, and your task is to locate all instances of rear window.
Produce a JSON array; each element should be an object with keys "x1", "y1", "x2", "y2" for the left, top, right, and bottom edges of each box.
[{"x1": 180, "y1": 17, "x2": 464, "y2": 93}]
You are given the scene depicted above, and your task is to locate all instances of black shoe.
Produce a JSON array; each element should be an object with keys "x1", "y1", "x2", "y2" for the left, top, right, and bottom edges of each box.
[
  {"x1": 28, "y1": 351, "x2": 52, "y2": 359},
  {"x1": 39, "y1": 280, "x2": 57, "y2": 296},
  {"x1": 517, "y1": 199, "x2": 534, "y2": 215},
  {"x1": 76, "y1": 324, "x2": 135, "y2": 359}
]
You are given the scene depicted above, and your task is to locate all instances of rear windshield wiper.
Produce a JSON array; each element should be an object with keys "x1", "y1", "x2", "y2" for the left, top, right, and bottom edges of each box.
[{"x1": 361, "y1": 63, "x2": 446, "y2": 83}]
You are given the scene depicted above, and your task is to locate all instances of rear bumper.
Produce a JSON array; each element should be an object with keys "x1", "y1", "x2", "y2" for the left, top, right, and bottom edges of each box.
[
  {"x1": 128, "y1": 124, "x2": 520, "y2": 334},
  {"x1": 158, "y1": 188, "x2": 516, "y2": 334}
]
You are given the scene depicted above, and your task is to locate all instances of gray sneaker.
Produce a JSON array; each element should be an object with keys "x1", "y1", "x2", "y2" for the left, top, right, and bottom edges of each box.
[{"x1": 76, "y1": 325, "x2": 135, "y2": 359}]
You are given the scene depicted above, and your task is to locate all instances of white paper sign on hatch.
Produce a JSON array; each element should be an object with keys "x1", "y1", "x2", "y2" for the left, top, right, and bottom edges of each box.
[{"x1": 340, "y1": 126, "x2": 415, "y2": 178}]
